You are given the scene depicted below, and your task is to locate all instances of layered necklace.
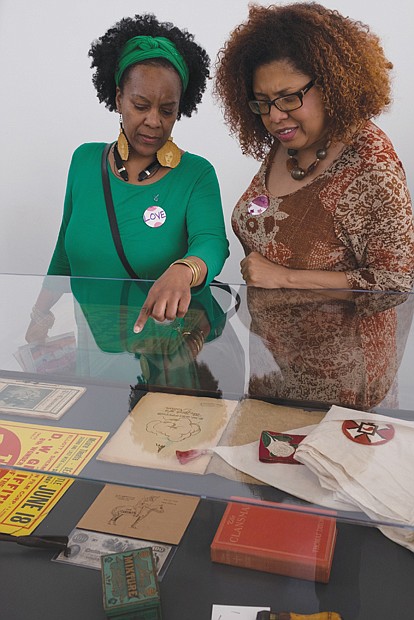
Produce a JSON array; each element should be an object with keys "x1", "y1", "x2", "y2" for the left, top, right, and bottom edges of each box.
[
  {"x1": 113, "y1": 143, "x2": 160, "y2": 182},
  {"x1": 286, "y1": 139, "x2": 331, "y2": 181}
]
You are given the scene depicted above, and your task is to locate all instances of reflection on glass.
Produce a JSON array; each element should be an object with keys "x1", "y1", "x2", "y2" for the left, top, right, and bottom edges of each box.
[
  {"x1": 239, "y1": 287, "x2": 414, "y2": 410},
  {"x1": 70, "y1": 278, "x2": 244, "y2": 397}
]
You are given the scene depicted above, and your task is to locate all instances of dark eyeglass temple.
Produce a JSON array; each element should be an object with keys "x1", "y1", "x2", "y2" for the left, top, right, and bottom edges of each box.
[{"x1": 0, "y1": 533, "x2": 71, "y2": 557}]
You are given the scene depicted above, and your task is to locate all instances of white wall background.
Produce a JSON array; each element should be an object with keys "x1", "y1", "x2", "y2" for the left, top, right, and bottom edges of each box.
[{"x1": 0, "y1": 0, "x2": 413, "y2": 284}]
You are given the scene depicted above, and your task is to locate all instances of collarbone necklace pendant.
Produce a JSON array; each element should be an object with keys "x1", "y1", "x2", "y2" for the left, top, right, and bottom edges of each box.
[
  {"x1": 113, "y1": 144, "x2": 160, "y2": 182},
  {"x1": 286, "y1": 140, "x2": 331, "y2": 181}
]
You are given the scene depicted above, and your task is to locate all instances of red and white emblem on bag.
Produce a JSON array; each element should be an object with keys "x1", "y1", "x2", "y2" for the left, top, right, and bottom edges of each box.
[{"x1": 342, "y1": 420, "x2": 395, "y2": 445}]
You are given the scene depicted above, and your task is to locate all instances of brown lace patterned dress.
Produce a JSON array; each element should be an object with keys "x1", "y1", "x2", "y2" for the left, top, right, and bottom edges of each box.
[
  {"x1": 232, "y1": 121, "x2": 414, "y2": 292},
  {"x1": 232, "y1": 122, "x2": 414, "y2": 409},
  {"x1": 239, "y1": 287, "x2": 413, "y2": 410}
]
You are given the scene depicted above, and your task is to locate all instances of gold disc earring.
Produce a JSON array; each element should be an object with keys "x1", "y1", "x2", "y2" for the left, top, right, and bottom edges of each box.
[
  {"x1": 117, "y1": 114, "x2": 129, "y2": 161},
  {"x1": 156, "y1": 137, "x2": 181, "y2": 168}
]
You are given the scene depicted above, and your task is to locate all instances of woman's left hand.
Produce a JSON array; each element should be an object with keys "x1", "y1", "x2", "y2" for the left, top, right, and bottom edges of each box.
[
  {"x1": 25, "y1": 319, "x2": 50, "y2": 343},
  {"x1": 240, "y1": 251, "x2": 289, "y2": 288},
  {"x1": 133, "y1": 262, "x2": 200, "y2": 333}
]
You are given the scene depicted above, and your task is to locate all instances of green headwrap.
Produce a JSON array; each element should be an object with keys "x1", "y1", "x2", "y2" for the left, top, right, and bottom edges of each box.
[{"x1": 115, "y1": 35, "x2": 189, "y2": 91}]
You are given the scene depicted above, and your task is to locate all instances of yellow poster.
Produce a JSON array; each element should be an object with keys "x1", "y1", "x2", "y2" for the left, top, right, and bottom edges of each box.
[
  {"x1": 0, "y1": 420, "x2": 109, "y2": 535},
  {"x1": 0, "y1": 419, "x2": 109, "y2": 475},
  {"x1": 0, "y1": 470, "x2": 73, "y2": 535}
]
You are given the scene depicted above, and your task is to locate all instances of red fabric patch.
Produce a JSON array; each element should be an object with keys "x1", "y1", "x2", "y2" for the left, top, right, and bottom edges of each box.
[{"x1": 259, "y1": 430, "x2": 306, "y2": 463}]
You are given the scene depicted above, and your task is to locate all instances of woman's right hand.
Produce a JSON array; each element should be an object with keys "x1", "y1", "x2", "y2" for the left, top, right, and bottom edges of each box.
[
  {"x1": 133, "y1": 264, "x2": 193, "y2": 333},
  {"x1": 133, "y1": 258, "x2": 207, "y2": 333}
]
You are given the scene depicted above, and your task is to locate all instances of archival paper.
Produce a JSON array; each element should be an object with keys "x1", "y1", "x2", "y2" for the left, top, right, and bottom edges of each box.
[
  {"x1": 97, "y1": 392, "x2": 237, "y2": 474},
  {"x1": 0, "y1": 377, "x2": 85, "y2": 419},
  {"x1": 77, "y1": 484, "x2": 199, "y2": 545},
  {"x1": 0, "y1": 419, "x2": 108, "y2": 475},
  {"x1": 54, "y1": 527, "x2": 173, "y2": 573}
]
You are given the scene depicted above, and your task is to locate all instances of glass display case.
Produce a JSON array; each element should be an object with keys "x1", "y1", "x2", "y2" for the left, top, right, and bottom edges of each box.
[{"x1": 1, "y1": 273, "x2": 413, "y2": 619}]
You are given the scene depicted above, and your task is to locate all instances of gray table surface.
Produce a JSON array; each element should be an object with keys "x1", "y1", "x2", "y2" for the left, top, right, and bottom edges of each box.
[{"x1": 1, "y1": 478, "x2": 414, "y2": 620}]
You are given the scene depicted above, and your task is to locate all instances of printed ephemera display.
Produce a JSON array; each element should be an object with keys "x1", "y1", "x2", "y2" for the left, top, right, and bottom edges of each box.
[{"x1": 98, "y1": 392, "x2": 237, "y2": 474}]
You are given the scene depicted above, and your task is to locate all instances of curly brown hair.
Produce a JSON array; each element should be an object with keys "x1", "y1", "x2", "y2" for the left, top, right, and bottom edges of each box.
[{"x1": 214, "y1": 3, "x2": 393, "y2": 159}]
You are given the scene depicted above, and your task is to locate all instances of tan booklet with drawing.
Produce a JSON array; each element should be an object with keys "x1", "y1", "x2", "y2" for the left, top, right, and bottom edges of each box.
[
  {"x1": 96, "y1": 391, "x2": 238, "y2": 474},
  {"x1": 77, "y1": 484, "x2": 200, "y2": 545}
]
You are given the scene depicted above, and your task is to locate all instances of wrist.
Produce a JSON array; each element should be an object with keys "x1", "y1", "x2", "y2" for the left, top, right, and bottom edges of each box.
[
  {"x1": 275, "y1": 265, "x2": 294, "y2": 288},
  {"x1": 170, "y1": 259, "x2": 202, "y2": 287},
  {"x1": 30, "y1": 306, "x2": 55, "y2": 328},
  {"x1": 182, "y1": 328, "x2": 205, "y2": 356}
]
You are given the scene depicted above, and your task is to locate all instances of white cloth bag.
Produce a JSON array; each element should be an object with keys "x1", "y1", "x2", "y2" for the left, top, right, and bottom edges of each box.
[{"x1": 295, "y1": 405, "x2": 414, "y2": 551}]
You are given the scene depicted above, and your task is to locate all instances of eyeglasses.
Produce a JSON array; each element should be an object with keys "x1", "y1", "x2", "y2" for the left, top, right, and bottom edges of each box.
[{"x1": 248, "y1": 80, "x2": 314, "y2": 115}]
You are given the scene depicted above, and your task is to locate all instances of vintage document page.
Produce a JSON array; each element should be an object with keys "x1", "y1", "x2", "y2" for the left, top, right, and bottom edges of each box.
[
  {"x1": 0, "y1": 470, "x2": 73, "y2": 535},
  {"x1": 0, "y1": 419, "x2": 108, "y2": 476},
  {"x1": 0, "y1": 420, "x2": 108, "y2": 535},
  {"x1": 97, "y1": 392, "x2": 238, "y2": 474},
  {"x1": 77, "y1": 484, "x2": 200, "y2": 545},
  {"x1": 13, "y1": 332, "x2": 76, "y2": 375},
  {"x1": 205, "y1": 397, "x2": 325, "y2": 482},
  {"x1": 53, "y1": 527, "x2": 173, "y2": 572},
  {"x1": 0, "y1": 377, "x2": 85, "y2": 419}
]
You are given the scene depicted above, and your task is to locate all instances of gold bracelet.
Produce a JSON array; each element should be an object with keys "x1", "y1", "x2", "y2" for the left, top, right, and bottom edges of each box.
[
  {"x1": 182, "y1": 329, "x2": 205, "y2": 355},
  {"x1": 170, "y1": 259, "x2": 202, "y2": 287},
  {"x1": 182, "y1": 259, "x2": 200, "y2": 287},
  {"x1": 30, "y1": 306, "x2": 55, "y2": 328}
]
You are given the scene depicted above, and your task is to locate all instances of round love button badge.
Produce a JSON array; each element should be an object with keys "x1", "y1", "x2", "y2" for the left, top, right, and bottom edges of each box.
[
  {"x1": 143, "y1": 205, "x2": 167, "y2": 228},
  {"x1": 247, "y1": 194, "x2": 269, "y2": 216}
]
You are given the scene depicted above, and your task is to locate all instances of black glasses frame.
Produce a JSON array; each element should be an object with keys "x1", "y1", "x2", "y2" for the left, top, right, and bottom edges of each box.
[{"x1": 248, "y1": 80, "x2": 315, "y2": 115}]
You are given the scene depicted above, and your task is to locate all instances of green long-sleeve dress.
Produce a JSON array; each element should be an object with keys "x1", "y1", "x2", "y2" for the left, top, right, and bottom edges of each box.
[{"x1": 48, "y1": 143, "x2": 229, "y2": 281}]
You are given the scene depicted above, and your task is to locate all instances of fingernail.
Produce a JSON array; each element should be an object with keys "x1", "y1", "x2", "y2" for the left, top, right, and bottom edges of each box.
[{"x1": 133, "y1": 325, "x2": 141, "y2": 333}]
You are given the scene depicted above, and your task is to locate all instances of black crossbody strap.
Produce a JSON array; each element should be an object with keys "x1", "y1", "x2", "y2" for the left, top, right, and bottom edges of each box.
[{"x1": 101, "y1": 143, "x2": 140, "y2": 279}]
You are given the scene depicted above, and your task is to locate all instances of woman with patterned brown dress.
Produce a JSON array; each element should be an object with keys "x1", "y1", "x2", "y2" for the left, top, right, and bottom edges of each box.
[
  {"x1": 215, "y1": 3, "x2": 413, "y2": 293},
  {"x1": 215, "y1": 3, "x2": 414, "y2": 409}
]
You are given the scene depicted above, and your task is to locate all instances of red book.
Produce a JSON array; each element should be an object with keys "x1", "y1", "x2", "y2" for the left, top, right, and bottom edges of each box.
[{"x1": 211, "y1": 502, "x2": 337, "y2": 583}]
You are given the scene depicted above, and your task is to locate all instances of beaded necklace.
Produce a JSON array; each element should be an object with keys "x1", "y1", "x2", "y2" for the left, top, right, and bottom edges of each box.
[{"x1": 286, "y1": 140, "x2": 331, "y2": 180}]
